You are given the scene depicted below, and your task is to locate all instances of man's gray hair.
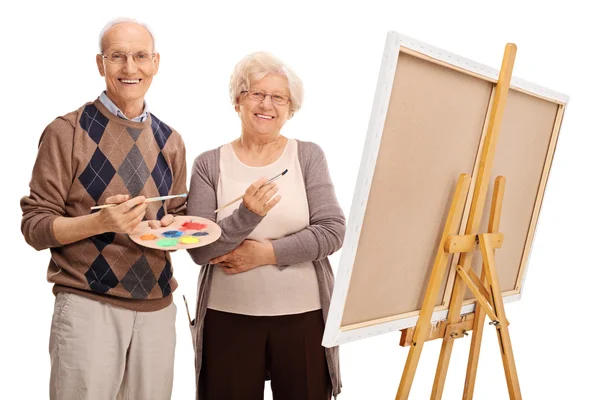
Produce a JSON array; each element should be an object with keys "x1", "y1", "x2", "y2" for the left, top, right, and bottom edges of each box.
[{"x1": 98, "y1": 17, "x2": 156, "y2": 53}]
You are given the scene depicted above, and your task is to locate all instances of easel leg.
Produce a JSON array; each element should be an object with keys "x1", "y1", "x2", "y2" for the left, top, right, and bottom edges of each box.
[
  {"x1": 480, "y1": 234, "x2": 522, "y2": 400},
  {"x1": 396, "y1": 174, "x2": 471, "y2": 400},
  {"x1": 430, "y1": 43, "x2": 516, "y2": 400},
  {"x1": 463, "y1": 290, "x2": 487, "y2": 399},
  {"x1": 463, "y1": 176, "x2": 505, "y2": 399},
  {"x1": 430, "y1": 260, "x2": 471, "y2": 400}
]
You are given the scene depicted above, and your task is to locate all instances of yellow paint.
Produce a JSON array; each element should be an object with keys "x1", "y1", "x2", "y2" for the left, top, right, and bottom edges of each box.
[{"x1": 180, "y1": 236, "x2": 200, "y2": 244}]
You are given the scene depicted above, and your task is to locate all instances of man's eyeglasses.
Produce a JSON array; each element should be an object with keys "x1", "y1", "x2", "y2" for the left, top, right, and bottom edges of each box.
[
  {"x1": 100, "y1": 52, "x2": 155, "y2": 65},
  {"x1": 241, "y1": 90, "x2": 291, "y2": 106}
]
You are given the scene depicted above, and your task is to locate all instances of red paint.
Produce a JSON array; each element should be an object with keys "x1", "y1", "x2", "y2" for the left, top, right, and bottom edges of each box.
[{"x1": 180, "y1": 221, "x2": 207, "y2": 230}]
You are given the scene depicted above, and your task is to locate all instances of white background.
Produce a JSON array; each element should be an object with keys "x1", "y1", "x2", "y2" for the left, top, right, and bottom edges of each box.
[{"x1": 1, "y1": 0, "x2": 598, "y2": 399}]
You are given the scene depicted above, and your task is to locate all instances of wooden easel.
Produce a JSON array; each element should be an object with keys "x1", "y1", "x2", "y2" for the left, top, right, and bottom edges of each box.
[{"x1": 395, "y1": 43, "x2": 522, "y2": 399}]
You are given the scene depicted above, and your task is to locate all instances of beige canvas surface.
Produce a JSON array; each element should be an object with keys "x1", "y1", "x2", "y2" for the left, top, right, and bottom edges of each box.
[
  {"x1": 461, "y1": 90, "x2": 560, "y2": 300},
  {"x1": 341, "y1": 52, "x2": 492, "y2": 326},
  {"x1": 341, "y1": 50, "x2": 563, "y2": 329}
]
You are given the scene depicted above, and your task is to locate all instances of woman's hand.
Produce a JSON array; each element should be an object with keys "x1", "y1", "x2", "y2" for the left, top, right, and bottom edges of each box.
[
  {"x1": 243, "y1": 177, "x2": 281, "y2": 216},
  {"x1": 210, "y1": 240, "x2": 276, "y2": 274}
]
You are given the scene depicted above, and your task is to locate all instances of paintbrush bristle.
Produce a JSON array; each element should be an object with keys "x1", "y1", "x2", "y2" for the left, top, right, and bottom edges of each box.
[{"x1": 281, "y1": 169, "x2": 288, "y2": 175}]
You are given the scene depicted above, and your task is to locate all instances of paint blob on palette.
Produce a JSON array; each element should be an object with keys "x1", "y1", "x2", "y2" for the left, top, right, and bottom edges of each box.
[{"x1": 128, "y1": 216, "x2": 221, "y2": 250}]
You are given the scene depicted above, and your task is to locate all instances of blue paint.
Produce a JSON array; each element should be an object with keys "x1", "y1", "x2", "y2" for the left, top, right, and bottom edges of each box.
[{"x1": 163, "y1": 230, "x2": 183, "y2": 238}]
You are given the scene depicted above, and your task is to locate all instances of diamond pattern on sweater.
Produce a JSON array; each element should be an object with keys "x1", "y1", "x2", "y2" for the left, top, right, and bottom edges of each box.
[
  {"x1": 66, "y1": 105, "x2": 179, "y2": 300},
  {"x1": 156, "y1": 205, "x2": 166, "y2": 221},
  {"x1": 85, "y1": 254, "x2": 119, "y2": 293},
  {"x1": 151, "y1": 152, "x2": 172, "y2": 197},
  {"x1": 126, "y1": 127, "x2": 142, "y2": 141},
  {"x1": 78, "y1": 147, "x2": 116, "y2": 202},
  {"x1": 90, "y1": 232, "x2": 115, "y2": 252},
  {"x1": 157, "y1": 259, "x2": 173, "y2": 296},
  {"x1": 151, "y1": 114, "x2": 172, "y2": 149},
  {"x1": 118, "y1": 144, "x2": 150, "y2": 197},
  {"x1": 121, "y1": 255, "x2": 157, "y2": 299},
  {"x1": 80, "y1": 104, "x2": 109, "y2": 144}
]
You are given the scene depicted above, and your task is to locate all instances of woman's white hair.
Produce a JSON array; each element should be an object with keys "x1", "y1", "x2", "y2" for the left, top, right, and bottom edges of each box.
[
  {"x1": 98, "y1": 17, "x2": 156, "y2": 53},
  {"x1": 229, "y1": 52, "x2": 304, "y2": 116}
]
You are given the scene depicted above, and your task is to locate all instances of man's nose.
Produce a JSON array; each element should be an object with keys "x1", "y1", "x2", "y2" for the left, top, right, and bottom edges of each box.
[{"x1": 122, "y1": 55, "x2": 138, "y2": 74}]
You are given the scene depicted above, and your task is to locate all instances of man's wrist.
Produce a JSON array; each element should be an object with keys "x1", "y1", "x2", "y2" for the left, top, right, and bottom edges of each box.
[{"x1": 88, "y1": 212, "x2": 105, "y2": 236}]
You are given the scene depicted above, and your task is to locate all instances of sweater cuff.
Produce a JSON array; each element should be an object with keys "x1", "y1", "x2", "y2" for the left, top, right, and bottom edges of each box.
[
  {"x1": 271, "y1": 231, "x2": 318, "y2": 267},
  {"x1": 272, "y1": 237, "x2": 293, "y2": 267},
  {"x1": 236, "y1": 202, "x2": 264, "y2": 226},
  {"x1": 32, "y1": 214, "x2": 62, "y2": 250}
]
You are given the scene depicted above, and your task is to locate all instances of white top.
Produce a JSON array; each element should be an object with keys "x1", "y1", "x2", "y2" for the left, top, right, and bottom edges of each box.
[{"x1": 207, "y1": 139, "x2": 322, "y2": 316}]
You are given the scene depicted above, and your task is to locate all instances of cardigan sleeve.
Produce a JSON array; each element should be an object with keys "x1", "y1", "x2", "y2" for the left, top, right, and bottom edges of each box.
[
  {"x1": 186, "y1": 149, "x2": 264, "y2": 265},
  {"x1": 271, "y1": 141, "x2": 346, "y2": 266}
]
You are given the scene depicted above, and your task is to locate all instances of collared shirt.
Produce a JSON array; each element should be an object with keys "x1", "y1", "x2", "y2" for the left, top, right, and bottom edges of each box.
[{"x1": 99, "y1": 91, "x2": 149, "y2": 122}]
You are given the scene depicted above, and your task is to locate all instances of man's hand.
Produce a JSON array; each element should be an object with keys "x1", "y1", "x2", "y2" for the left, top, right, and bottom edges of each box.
[
  {"x1": 97, "y1": 195, "x2": 147, "y2": 234},
  {"x1": 147, "y1": 214, "x2": 175, "y2": 229}
]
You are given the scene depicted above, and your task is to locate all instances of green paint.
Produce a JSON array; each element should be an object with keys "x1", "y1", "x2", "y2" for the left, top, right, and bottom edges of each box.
[{"x1": 156, "y1": 238, "x2": 179, "y2": 247}]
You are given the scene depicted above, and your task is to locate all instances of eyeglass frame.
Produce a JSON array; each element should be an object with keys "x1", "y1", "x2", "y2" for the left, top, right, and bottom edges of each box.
[
  {"x1": 99, "y1": 51, "x2": 156, "y2": 65},
  {"x1": 240, "y1": 90, "x2": 292, "y2": 106}
]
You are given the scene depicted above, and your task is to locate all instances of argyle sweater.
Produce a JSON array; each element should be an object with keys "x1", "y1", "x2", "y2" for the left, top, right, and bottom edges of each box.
[{"x1": 20, "y1": 99, "x2": 187, "y2": 311}]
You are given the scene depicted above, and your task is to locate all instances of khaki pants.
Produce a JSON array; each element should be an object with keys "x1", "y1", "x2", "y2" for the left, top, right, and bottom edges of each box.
[{"x1": 49, "y1": 293, "x2": 176, "y2": 400}]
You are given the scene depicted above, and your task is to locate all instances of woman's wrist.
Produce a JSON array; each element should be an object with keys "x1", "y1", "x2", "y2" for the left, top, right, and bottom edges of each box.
[{"x1": 261, "y1": 240, "x2": 277, "y2": 265}]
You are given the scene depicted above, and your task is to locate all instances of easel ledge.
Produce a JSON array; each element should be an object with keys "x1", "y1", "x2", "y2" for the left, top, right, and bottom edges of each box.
[{"x1": 400, "y1": 313, "x2": 475, "y2": 347}]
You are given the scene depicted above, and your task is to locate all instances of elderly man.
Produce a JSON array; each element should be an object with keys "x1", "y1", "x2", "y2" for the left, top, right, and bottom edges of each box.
[{"x1": 20, "y1": 18, "x2": 186, "y2": 400}]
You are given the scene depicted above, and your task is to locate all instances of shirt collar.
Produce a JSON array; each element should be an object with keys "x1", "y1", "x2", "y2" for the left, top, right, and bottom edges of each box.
[{"x1": 99, "y1": 91, "x2": 149, "y2": 122}]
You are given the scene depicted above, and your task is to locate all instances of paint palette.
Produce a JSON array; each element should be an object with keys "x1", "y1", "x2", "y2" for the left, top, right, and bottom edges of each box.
[{"x1": 128, "y1": 216, "x2": 221, "y2": 250}]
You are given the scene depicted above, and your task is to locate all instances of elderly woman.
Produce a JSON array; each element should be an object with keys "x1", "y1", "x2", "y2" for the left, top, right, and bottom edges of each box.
[{"x1": 187, "y1": 52, "x2": 344, "y2": 400}]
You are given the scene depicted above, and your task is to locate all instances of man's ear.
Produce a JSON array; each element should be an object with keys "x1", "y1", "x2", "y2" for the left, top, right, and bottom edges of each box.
[
  {"x1": 96, "y1": 54, "x2": 105, "y2": 77},
  {"x1": 153, "y1": 52, "x2": 161, "y2": 75}
]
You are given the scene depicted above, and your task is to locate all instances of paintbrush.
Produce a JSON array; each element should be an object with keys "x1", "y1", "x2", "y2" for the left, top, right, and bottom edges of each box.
[
  {"x1": 214, "y1": 169, "x2": 288, "y2": 214},
  {"x1": 183, "y1": 295, "x2": 193, "y2": 325},
  {"x1": 90, "y1": 193, "x2": 188, "y2": 210}
]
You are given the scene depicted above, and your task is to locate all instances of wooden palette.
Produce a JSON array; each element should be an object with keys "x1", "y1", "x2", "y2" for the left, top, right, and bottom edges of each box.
[{"x1": 129, "y1": 215, "x2": 221, "y2": 250}]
